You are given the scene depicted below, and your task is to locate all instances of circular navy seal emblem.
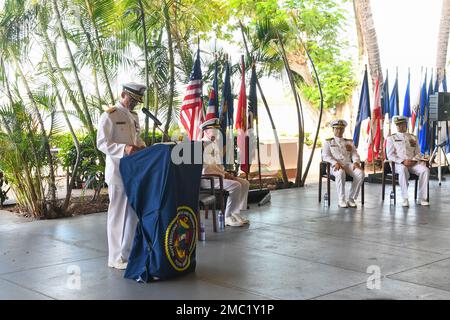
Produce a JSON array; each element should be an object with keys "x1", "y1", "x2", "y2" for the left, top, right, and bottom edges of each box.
[{"x1": 165, "y1": 206, "x2": 198, "y2": 271}]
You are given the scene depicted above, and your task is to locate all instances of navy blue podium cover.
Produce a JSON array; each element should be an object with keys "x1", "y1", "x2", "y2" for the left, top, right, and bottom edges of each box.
[{"x1": 119, "y1": 143, "x2": 202, "y2": 282}]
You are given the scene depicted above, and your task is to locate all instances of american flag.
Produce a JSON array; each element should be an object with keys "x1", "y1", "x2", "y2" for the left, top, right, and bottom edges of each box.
[{"x1": 180, "y1": 49, "x2": 203, "y2": 141}]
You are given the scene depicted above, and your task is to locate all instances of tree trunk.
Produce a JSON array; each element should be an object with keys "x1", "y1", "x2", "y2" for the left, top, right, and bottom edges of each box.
[
  {"x1": 163, "y1": 0, "x2": 175, "y2": 140},
  {"x1": 78, "y1": 16, "x2": 102, "y2": 109},
  {"x1": 138, "y1": 0, "x2": 151, "y2": 146},
  {"x1": 353, "y1": 0, "x2": 383, "y2": 85},
  {"x1": 45, "y1": 57, "x2": 81, "y2": 213},
  {"x1": 286, "y1": 53, "x2": 315, "y2": 86},
  {"x1": 277, "y1": 31, "x2": 304, "y2": 187},
  {"x1": 239, "y1": 21, "x2": 289, "y2": 187},
  {"x1": 436, "y1": 0, "x2": 450, "y2": 82},
  {"x1": 300, "y1": 41, "x2": 324, "y2": 186},
  {"x1": 353, "y1": 0, "x2": 365, "y2": 64}
]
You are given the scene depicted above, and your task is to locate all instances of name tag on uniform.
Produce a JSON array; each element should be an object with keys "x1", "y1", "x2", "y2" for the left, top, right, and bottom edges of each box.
[
  {"x1": 116, "y1": 122, "x2": 126, "y2": 125},
  {"x1": 394, "y1": 139, "x2": 402, "y2": 142}
]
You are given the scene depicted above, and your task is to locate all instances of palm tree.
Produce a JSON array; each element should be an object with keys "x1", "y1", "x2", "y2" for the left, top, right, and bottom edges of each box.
[
  {"x1": 50, "y1": 0, "x2": 104, "y2": 166},
  {"x1": 73, "y1": 0, "x2": 118, "y2": 105},
  {"x1": 0, "y1": 0, "x2": 58, "y2": 213},
  {"x1": 353, "y1": 0, "x2": 383, "y2": 85}
]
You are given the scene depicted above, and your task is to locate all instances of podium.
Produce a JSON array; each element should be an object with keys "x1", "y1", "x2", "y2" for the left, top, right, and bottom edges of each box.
[{"x1": 119, "y1": 142, "x2": 202, "y2": 282}]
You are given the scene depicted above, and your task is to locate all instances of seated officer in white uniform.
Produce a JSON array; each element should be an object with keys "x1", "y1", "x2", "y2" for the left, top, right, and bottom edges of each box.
[
  {"x1": 200, "y1": 118, "x2": 250, "y2": 227},
  {"x1": 97, "y1": 82, "x2": 147, "y2": 269},
  {"x1": 322, "y1": 119, "x2": 365, "y2": 208},
  {"x1": 386, "y1": 115, "x2": 430, "y2": 207}
]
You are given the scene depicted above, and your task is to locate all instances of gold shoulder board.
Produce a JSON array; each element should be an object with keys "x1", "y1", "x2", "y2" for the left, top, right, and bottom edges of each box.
[{"x1": 106, "y1": 106, "x2": 117, "y2": 114}]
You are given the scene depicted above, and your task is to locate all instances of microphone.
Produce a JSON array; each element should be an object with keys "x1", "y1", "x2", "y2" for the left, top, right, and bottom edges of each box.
[{"x1": 142, "y1": 108, "x2": 162, "y2": 126}]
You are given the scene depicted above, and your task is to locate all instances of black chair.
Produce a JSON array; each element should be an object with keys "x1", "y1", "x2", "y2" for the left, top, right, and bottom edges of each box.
[
  {"x1": 198, "y1": 176, "x2": 218, "y2": 236},
  {"x1": 199, "y1": 174, "x2": 229, "y2": 233},
  {"x1": 318, "y1": 161, "x2": 365, "y2": 207},
  {"x1": 381, "y1": 158, "x2": 429, "y2": 204}
]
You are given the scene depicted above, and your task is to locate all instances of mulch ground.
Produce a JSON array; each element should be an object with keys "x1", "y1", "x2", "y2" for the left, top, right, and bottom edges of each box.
[{"x1": 1, "y1": 194, "x2": 110, "y2": 219}]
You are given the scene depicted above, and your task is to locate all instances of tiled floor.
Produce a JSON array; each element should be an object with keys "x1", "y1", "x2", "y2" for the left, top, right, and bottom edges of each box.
[{"x1": 1, "y1": 180, "x2": 450, "y2": 300}]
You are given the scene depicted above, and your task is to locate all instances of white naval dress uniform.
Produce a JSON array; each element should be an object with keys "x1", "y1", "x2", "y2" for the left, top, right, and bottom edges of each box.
[
  {"x1": 201, "y1": 140, "x2": 249, "y2": 218},
  {"x1": 386, "y1": 132, "x2": 429, "y2": 200},
  {"x1": 322, "y1": 137, "x2": 365, "y2": 201},
  {"x1": 97, "y1": 102, "x2": 146, "y2": 266}
]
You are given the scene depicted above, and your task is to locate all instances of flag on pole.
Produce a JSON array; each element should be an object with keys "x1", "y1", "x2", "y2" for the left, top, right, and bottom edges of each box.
[
  {"x1": 403, "y1": 70, "x2": 411, "y2": 118},
  {"x1": 219, "y1": 59, "x2": 233, "y2": 129},
  {"x1": 248, "y1": 64, "x2": 258, "y2": 124},
  {"x1": 205, "y1": 61, "x2": 219, "y2": 121},
  {"x1": 180, "y1": 48, "x2": 203, "y2": 141},
  {"x1": 426, "y1": 71, "x2": 434, "y2": 153},
  {"x1": 219, "y1": 58, "x2": 234, "y2": 166},
  {"x1": 235, "y1": 55, "x2": 249, "y2": 174},
  {"x1": 389, "y1": 71, "x2": 399, "y2": 118},
  {"x1": 381, "y1": 70, "x2": 390, "y2": 117},
  {"x1": 353, "y1": 68, "x2": 371, "y2": 148},
  {"x1": 418, "y1": 71, "x2": 429, "y2": 154},
  {"x1": 412, "y1": 68, "x2": 424, "y2": 133},
  {"x1": 367, "y1": 77, "x2": 382, "y2": 162},
  {"x1": 247, "y1": 63, "x2": 258, "y2": 172}
]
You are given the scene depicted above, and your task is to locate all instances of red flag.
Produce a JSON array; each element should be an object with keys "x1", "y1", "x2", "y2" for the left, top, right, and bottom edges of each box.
[
  {"x1": 235, "y1": 55, "x2": 249, "y2": 173},
  {"x1": 367, "y1": 78, "x2": 382, "y2": 162}
]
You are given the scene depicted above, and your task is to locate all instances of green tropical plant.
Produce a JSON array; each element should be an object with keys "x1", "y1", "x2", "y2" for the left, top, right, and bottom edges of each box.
[{"x1": 0, "y1": 171, "x2": 9, "y2": 207}]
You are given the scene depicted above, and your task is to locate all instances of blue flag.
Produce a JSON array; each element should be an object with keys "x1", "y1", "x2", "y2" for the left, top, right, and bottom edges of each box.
[
  {"x1": 428, "y1": 71, "x2": 434, "y2": 105},
  {"x1": 353, "y1": 69, "x2": 371, "y2": 147},
  {"x1": 220, "y1": 60, "x2": 233, "y2": 129},
  {"x1": 389, "y1": 72, "x2": 399, "y2": 118},
  {"x1": 403, "y1": 71, "x2": 411, "y2": 117},
  {"x1": 382, "y1": 70, "x2": 390, "y2": 116},
  {"x1": 418, "y1": 72, "x2": 429, "y2": 154},
  {"x1": 120, "y1": 143, "x2": 203, "y2": 282}
]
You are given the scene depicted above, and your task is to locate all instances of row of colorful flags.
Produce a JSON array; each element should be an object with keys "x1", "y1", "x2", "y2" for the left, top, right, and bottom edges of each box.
[
  {"x1": 354, "y1": 67, "x2": 449, "y2": 160},
  {"x1": 179, "y1": 49, "x2": 258, "y2": 174}
]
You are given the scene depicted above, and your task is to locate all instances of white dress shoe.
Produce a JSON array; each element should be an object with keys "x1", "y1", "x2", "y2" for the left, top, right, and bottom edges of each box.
[
  {"x1": 232, "y1": 213, "x2": 250, "y2": 224},
  {"x1": 402, "y1": 198, "x2": 409, "y2": 207},
  {"x1": 420, "y1": 199, "x2": 430, "y2": 206},
  {"x1": 347, "y1": 199, "x2": 357, "y2": 208},
  {"x1": 108, "y1": 261, "x2": 128, "y2": 270},
  {"x1": 338, "y1": 199, "x2": 348, "y2": 208},
  {"x1": 225, "y1": 216, "x2": 244, "y2": 227}
]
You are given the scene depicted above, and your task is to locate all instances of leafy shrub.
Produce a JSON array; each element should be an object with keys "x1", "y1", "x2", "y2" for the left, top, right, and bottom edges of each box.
[{"x1": 55, "y1": 132, "x2": 104, "y2": 189}]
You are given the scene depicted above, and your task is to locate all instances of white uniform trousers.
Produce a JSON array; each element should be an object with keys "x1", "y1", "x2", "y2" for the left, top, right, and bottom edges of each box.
[
  {"x1": 331, "y1": 164, "x2": 365, "y2": 201},
  {"x1": 394, "y1": 163, "x2": 430, "y2": 199},
  {"x1": 201, "y1": 177, "x2": 250, "y2": 218},
  {"x1": 107, "y1": 184, "x2": 138, "y2": 265}
]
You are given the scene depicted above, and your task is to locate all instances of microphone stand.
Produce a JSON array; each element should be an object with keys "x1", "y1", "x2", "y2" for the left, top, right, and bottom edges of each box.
[{"x1": 142, "y1": 108, "x2": 175, "y2": 144}]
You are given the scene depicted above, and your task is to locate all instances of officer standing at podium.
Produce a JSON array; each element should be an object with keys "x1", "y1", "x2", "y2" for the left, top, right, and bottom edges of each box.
[
  {"x1": 386, "y1": 115, "x2": 430, "y2": 207},
  {"x1": 322, "y1": 119, "x2": 365, "y2": 208},
  {"x1": 97, "y1": 82, "x2": 147, "y2": 269}
]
